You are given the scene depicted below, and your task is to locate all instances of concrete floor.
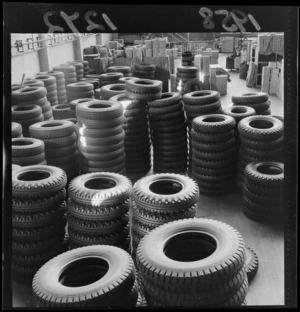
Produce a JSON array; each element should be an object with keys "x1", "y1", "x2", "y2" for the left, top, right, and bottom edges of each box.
[{"x1": 218, "y1": 53, "x2": 284, "y2": 117}]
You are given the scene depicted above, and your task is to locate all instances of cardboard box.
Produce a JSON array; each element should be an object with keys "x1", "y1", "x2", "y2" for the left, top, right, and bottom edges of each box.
[
  {"x1": 159, "y1": 47, "x2": 166, "y2": 57},
  {"x1": 152, "y1": 49, "x2": 160, "y2": 57},
  {"x1": 132, "y1": 47, "x2": 138, "y2": 58},
  {"x1": 108, "y1": 41, "x2": 118, "y2": 50},
  {"x1": 203, "y1": 55, "x2": 210, "y2": 74},
  {"x1": 145, "y1": 40, "x2": 152, "y2": 49},
  {"x1": 125, "y1": 48, "x2": 133, "y2": 58},
  {"x1": 172, "y1": 48, "x2": 178, "y2": 58},
  {"x1": 152, "y1": 39, "x2": 159, "y2": 50},
  {"x1": 146, "y1": 49, "x2": 152, "y2": 57},
  {"x1": 159, "y1": 37, "x2": 167, "y2": 49}
]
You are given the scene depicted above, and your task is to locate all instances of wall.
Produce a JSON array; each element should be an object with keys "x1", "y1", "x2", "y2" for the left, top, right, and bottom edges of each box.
[
  {"x1": 11, "y1": 51, "x2": 40, "y2": 84},
  {"x1": 48, "y1": 41, "x2": 74, "y2": 68},
  {"x1": 101, "y1": 33, "x2": 113, "y2": 45},
  {"x1": 81, "y1": 35, "x2": 97, "y2": 49}
]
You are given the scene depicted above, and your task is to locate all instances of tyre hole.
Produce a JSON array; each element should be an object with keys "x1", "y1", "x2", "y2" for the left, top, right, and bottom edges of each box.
[
  {"x1": 18, "y1": 171, "x2": 50, "y2": 181},
  {"x1": 109, "y1": 86, "x2": 125, "y2": 91},
  {"x1": 84, "y1": 177, "x2": 117, "y2": 190},
  {"x1": 202, "y1": 117, "x2": 225, "y2": 123},
  {"x1": 13, "y1": 106, "x2": 35, "y2": 111},
  {"x1": 59, "y1": 257, "x2": 109, "y2": 287},
  {"x1": 12, "y1": 140, "x2": 33, "y2": 146},
  {"x1": 256, "y1": 164, "x2": 283, "y2": 175},
  {"x1": 161, "y1": 94, "x2": 173, "y2": 99},
  {"x1": 89, "y1": 104, "x2": 111, "y2": 109},
  {"x1": 164, "y1": 232, "x2": 217, "y2": 262},
  {"x1": 249, "y1": 120, "x2": 273, "y2": 129},
  {"x1": 231, "y1": 108, "x2": 247, "y2": 114},
  {"x1": 54, "y1": 105, "x2": 69, "y2": 110},
  {"x1": 134, "y1": 81, "x2": 153, "y2": 85},
  {"x1": 149, "y1": 179, "x2": 183, "y2": 195},
  {"x1": 41, "y1": 122, "x2": 63, "y2": 127},
  {"x1": 192, "y1": 92, "x2": 211, "y2": 97}
]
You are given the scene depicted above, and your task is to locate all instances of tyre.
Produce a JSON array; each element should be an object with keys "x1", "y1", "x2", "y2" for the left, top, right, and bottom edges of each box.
[
  {"x1": 76, "y1": 124, "x2": 123, "y2": 138},
  {"x1": 222, "y1": 105, "x2": 256, "y2": 122},
  {"x1": 66, "y1": 82, "x2": 94, "y2": 92},
  {"x1": 66, "y1": 90, "x2": 94, "y2": 99},
  {"x1": 191, "y1": 129, "x2": 234, "y2": 143},
  {"x1": 12, "y1": 122, "x2": 23, "y2": 138},
  {"x1": 125, "y1": 89, "x2": 162, "y2": 101},
  {"x1": 33, "y1": 75, "x2": 56, "y2": 86},
  {"x1": 135, "y1": 63, "x2": 156, "y2": 71},
  {"x1": 118, "y1": 77, "x2": 139, "y2": 84},
  {"x1": 107, "y1": 66, "x2": 131, "y2": 74},
  {"x1": 238, "y1": 116, "x2": 283, "y2": 141},
  {"x1": 100, "y1": 84, "x2": 126, "y2": 100},
  {"x1": 68, "y1": 172, "x2": 132, "y2": 206},
  {"x1": 29, "y1": 120, "x2": 75, "y2": 139},
  {"x1": 100, "y1": 72, "x2": 124, "y2": 81},
  {"x1": 244, "y1": 246, "x2": 259, "y2": 282},
  {"x1": 176, "y1": 72, "x2": 197, "y2": 79},
  {"x1": 232, "y1": 92, "x2": 269, "y2": 104},
  {"x1": 192, "y1": 114, "x2": 235, "y2": 133},
  {"x1": 239, "y1": 134, "x2": 284, "y2": 150},
  {"x1": 12, "y1": 152, "x2": 46, "y2": 166},
  {"x1": 12, "y1": 104, "x2": 42, "y2": 120},
  {"x1": 235, "y1": 100, "x2": 270, "y2": 112},
  {"x1": 133, "y1": 69, "x2": 155, "y2": 77},
  {"x1": 125, "y1": 79, "x2": 162, "y2": 94},
  {"x1": 184, "y1": 79, "x2": 203, "y2": 93},
  {"x1": 177, "y1": 66, "x2": 198, "y2": 74},
  {"x1": 76, "y1": 100, "x2": 123, "y2": 120},
  {"x1": 184, "y1": 99, "x2": 221, "y2": 114},
  {"x1": 12, "y1": 165, "x2": 67, "y2": 198},
  {"x1": 148, "y1": 92, "x2": 181, "y2": 108},
  {"x1": 136, "y1": 218, "x2": 246, "y2": 300},
  {"x1": 32, "y1": 245, "x2": 135, "y2": 307},
  {"x1": 182, "y1": 90, "x2": 220, "y2": 105}
]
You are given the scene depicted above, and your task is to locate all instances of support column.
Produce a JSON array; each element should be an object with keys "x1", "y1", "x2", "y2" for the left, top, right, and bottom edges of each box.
[
  {"x1": 38, "y1": 34, "x2": 50, "y2": 72},
  {"x1": 96, "y1": 34, "x2": 102, "y2": 45},
  {"x1": 73, "y1": 35, "x2": 83, "y2": 60}
]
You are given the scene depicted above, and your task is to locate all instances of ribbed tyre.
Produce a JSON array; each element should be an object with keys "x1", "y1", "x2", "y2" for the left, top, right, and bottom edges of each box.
[
  {"x1": 148, "y1": 92, "x2": 188, "y2": 173},
  {"x1": 237, "y1": 116, "x2": 284, "y2": 193},
  {"x1": 244, "y1": 246, "x2": 259, "y2": 282},
  {"x1": 52, "y1": 104, "x2": 76, "y2": 119},
  {"x1": 131, "y1": 173, "x2": 199, "y2": 258},
  {"x1": 12, "y1": 165, "x2": 67, "y2": 284},
  {"x1": 242, "y1": 162, "x2": 284, "y2": 222},
  {"x1": 100, "y1": 83, "x2": 125, "y2": 100},
  {"x1": 175, "y1": 67, "x2": 199, "y2": 95},
  {"x1": 29, "y1": 120, "x2": 79, "y2": 180},
  {"x1": 136, "y1": 218, "x2": 247, "y2": 306},
  {"x1": 67, "y1": 172, "x2": 132, "y2": 250},
  {"x1": 45, "y1": 70, "x2": 68, "y2": 103},
  {"x1": 32, "y1": 245, "x2": 137, "y2": 307},
  {"x1": 33, "y1": 74, "x2": 58, "y2": 106},
  {"x1": 109, "y1": 94, "x2": 151, "y2": 175},
  {"x1": 99, "y1": 72, "x2": 124, "y2": 87},
  {"x1": 76, "y1": 100, "x2": 125, "y2": 174},
  {"x1": 107, "y1": 66, "x2": 131, "y2": 75},
  {"x1": 191, "y1": 114, "x2": 237, "y2": 195},
  {"x1": 52, "y1": 65, "x2": 77, "y2": 85},
  {"x1": 12, "y1": 122, "x2": 23, "y2": 138},
  {"x1": 66, "y1": 82, "x2": 94, "y2": 102}
]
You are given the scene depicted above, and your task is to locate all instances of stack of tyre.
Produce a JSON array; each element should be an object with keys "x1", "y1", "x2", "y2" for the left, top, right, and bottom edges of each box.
[
  {"x1": 52, "y1": 65, "x2": 77, "y2": 86},
  {"x1": 191, "y1": 114, "x2": 238, "y2": 196},
  {"x1": 52, "y1": 104, "x2": 76, "y2": 120},
  {"x1": 12, "y1": 79, "x2": 44, "y2": 89},
  {"x1": 107, "y1": 65, "x2": 132, "y2": 77},
  {"x1": 72, "y1": 59, "x2": 90, "y2": 75},
  {"x1": 148, "y1": 92, "x2": 188, "y2": 173},
  {"x1": 12, "y1": 122, "x2": 23, "y2": 138},
  {"x1": 11, "y1": 103, "x2": 44, "y2": 137},
  {"x1": 29, "y1": 120, "x2": 79, "y2": 181},
  {"x1": 33, "y1": 75, "x2": 58, "y2": 106},
  {"x1": 66, "y1": 82, "x2": 94, "y2": 103},
  {"x1": 12, "y1": 138, "x2": 47, "y2": 166},
  {"x1": 67, "y1": 61, "x2": 84, "y2": 81},
  {"x1": 176, "y1": 66, "x2": 201, "y2": 94},
  {"x1": 11, "y1": 86, "x2": 54, "y2": 122},
  {"x1": 67, "y1": 172, "x2": 132, "y2": 251},
  {"x1": 131, "y1": 173, "x2": 199, "y2": 260},
  {"x1": 133, "y1": 63, "x2": 156, "y2": 80},
  {"x1": 110, "y1": 94, "x2": 151, "y2": 175},
  {"x1": 76, "y1": 100, "x2": 125, "y2": 174},
  {"x1": 100, "y1": 83, "x2": 126, "y2": 100},
  {"x1": 69, "y1": 98, "x2": 94, "y2": 117},
  {"x1": 232, "y1": 93, "x2": 271, "y2": 116},
  {"x1": 12, "y1": 165, "x2": 67, "y2": 284},
  {"x1": 45, "y1": 70, "x2": 68, "y2": 104},
  {"x1": 223, "y1": 105, "x2": 256, "y2": 150},
  {"x1": 182, "y1": 90, "x2": 222, "y2": 171},
  {"x1": 84, "y1": 74, "x2": 102, "y2": 84},
  {"x1": 136, "y1": 218, "x2": 248, "y2": 306},
  {"x1": 32, "y1": 245, "x2": 139, "y2": 308},
  {"x1": 237, "y1": 115, "x2": 284, "y2": 193},
  {"x1": 242, "y1": 161, "x2": 284, "y2": 222}
]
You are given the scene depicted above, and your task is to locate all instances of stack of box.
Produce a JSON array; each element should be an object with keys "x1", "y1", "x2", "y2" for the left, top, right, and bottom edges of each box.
[
  {"x1": 145, "y1": 40, "x2": 152, "y2": 57},
  {"x1": 215, "y1": 75, "x2": 227, "y2": 95},
  {"x1": 202, "y1": 55, "x2": 210, "y2": 74},
  {"x1": 159, "y1": 37, "x2": 167, "y2": 57},
  {"x1": 172, "y1": 48, "x2": 178, "y2": 58},
  {"x1": 211, "y1": 50, "x2": 219, "y2": 64},
  {"x1": 269, "y1": 68, "x2": 280, "y2": 94},
  {"x1": 152, "y1": 38, "x2": 160, "y2": 57},
  {"x1": 209, "y1": 64, "x2": 219, "y2": 91},
  {"x1": 261, "y1": 66, "x2": 272, "y2": 93},
  {"x1": 194, "y1": 54, "x2": 202, "y2": 73}
]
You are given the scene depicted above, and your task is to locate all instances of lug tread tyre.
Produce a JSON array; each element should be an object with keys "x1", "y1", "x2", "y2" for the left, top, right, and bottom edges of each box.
[
  {"x1": 192, "y1": 114, "x2": 235, "y2": 133},
  {"x1": 191, "y1": 129, "x2": 234, "y2": 143},
  {"x1": 148, "y1": 92, "x2": 181, "y2": 108},
  {"x1": 32, "y1": 245, "x2": 135, "y2": 307},
  {"x1": 12, "y1": 165, "x2": 67, "y2": 198},
  {"x1": 29, "y1": 120, "x2": 75, "y2": 139},
  {"x1": 245, "y1": 246, "x2": 259, "y2": 282},
  {"x1": 12, "y1": 138, "x2": 45, "y2": 157},
  {"x1": 184, "y1": 79, "x2": 203, "y2": 93},
  {"x1": 184, "y1": 100, "x2": 221, "y2": 114},
  {"x1": 182, "y1": 90, "x2": 220, "y2": 105}
]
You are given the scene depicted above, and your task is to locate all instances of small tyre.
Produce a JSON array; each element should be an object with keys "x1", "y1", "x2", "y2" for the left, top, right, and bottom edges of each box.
[
  {"x1": 182, "y1": 90, "x2": 220, "y2": 106},
  {"x1": 125, "y1": 79, "x2": 162, "y2": 94},
  {"x1": 192, "y1": 114, "x2": 236, "y2": 133},
  {"x1": 232, "y1": 92, "x2": 269, "y2": 105},
  {"x1": 222, "y1": 105, "x2": 256, "y2": 122},
  {"x1": 100, "y1": 84, "x2": 126, "y2": 100}
]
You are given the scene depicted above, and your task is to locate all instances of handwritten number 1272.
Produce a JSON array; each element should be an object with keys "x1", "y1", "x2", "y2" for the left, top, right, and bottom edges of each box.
[{"x1": 43, "y1": 11, "x2": 117, "y2": 33}]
